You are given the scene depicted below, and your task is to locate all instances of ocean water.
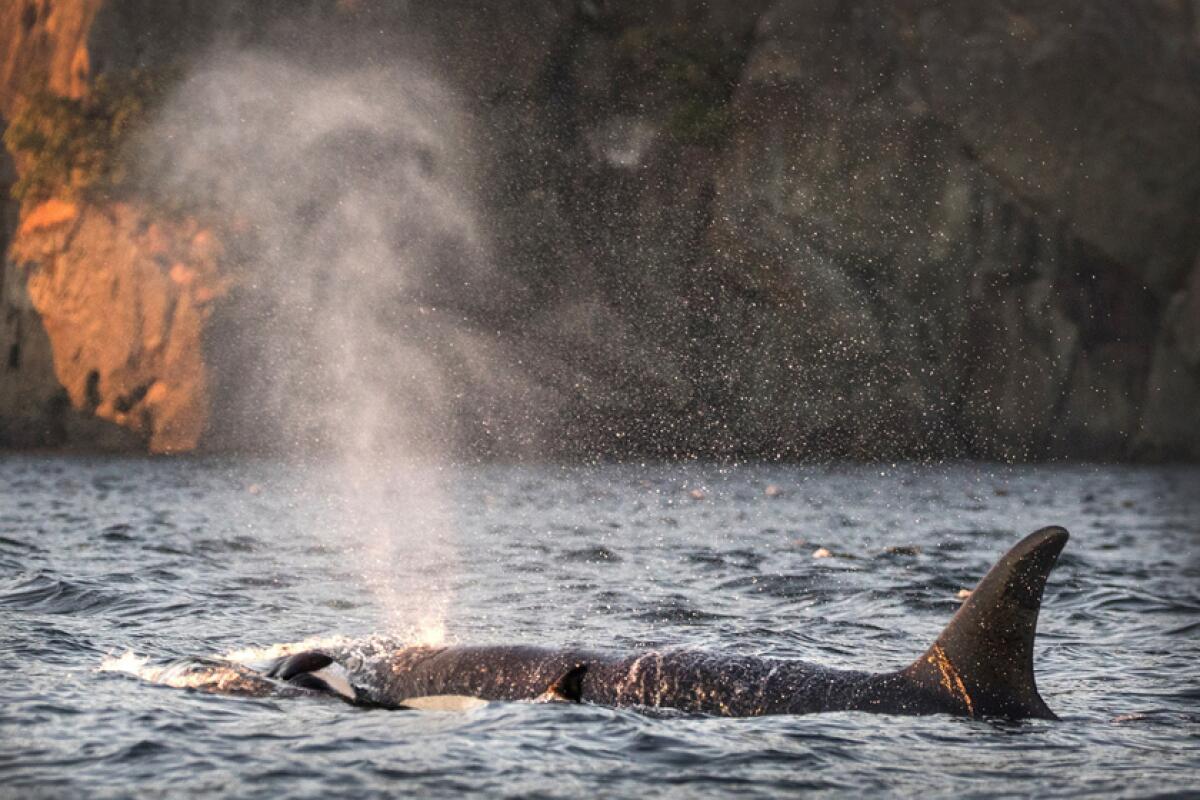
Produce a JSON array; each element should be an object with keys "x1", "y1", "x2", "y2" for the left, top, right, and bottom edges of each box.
[{"x1": 1, "y1": 455, "x2": 1197, "y2": 798}]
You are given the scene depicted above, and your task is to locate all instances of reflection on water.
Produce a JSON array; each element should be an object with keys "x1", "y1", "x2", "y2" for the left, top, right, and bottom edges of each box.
[{"x1": 1, "y1": 456, "x2": 1198, "y2": 797}]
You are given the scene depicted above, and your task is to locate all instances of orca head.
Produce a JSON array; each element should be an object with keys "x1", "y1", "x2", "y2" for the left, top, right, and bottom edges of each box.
[{"x1": 266, "y1": 651, "x2": 359, "y2": 703}]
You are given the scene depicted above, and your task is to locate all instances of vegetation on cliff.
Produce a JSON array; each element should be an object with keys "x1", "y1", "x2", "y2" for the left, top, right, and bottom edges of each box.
[
  {"x1": 4, "y1": 68, "x2": 177, "y2": 204},
  {"x1": 615, "y1": 23, "x2": 741, "y2": 146}
]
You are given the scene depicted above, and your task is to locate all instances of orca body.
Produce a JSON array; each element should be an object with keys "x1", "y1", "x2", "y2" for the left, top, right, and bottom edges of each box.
[{"x1": 267, "y1": 527, "x2": 1068, "y2": 720}]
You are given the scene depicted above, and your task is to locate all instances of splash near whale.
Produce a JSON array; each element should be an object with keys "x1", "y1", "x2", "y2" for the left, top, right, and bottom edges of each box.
[{"x1": 118, "y1": 528, "x2": 1068, "y2": 720}]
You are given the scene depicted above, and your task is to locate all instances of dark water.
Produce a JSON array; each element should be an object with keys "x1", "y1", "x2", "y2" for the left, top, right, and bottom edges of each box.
[{"x1": 2, "y1": 455, "x2": 1198, "y2": 798}]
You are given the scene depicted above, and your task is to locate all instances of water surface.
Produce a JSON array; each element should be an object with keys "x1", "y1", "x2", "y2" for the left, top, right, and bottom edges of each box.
[{"x1": 1, "y1": 456, "x2": 1197, "y2": 797}]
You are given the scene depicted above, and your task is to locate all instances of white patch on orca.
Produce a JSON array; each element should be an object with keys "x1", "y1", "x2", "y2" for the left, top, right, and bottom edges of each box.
[
  {"x1": 309, "y1": 663, "x2": 356, "y2": 701},
  {"x1": 399, "y1": 695, "x2": 489, "y2": 712}
]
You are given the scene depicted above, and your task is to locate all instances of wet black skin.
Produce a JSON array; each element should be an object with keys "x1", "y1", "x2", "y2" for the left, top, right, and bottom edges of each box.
[
  {"x1": 271, "y1": 527, "x2": 1069, "y2": 720},
  {"x1": 346, "y1": 645, "x2": 950, "y2": 716}
]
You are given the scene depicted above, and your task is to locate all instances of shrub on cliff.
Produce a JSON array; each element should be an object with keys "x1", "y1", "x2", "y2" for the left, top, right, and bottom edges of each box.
[
  {"x1": 4, "y1": 68, "x2": 177, "y2": 205},
  {"x1": 615, "y1": 24, "x2": 741, "y2": 146}
]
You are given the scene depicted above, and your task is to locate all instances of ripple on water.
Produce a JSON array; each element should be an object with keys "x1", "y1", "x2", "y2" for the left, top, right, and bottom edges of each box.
[
  {"x1": 0, "y1": 457, "x2": 1197, "y2": 798},
  {"x1": 558, "y1": 546, "x2": 622, "y2": 564},
  {"x1": 0, "y1": 572, "x2": 132, "y2": 616}
]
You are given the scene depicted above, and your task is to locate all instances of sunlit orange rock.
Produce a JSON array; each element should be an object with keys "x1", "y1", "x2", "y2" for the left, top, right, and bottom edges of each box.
[
  {"x1": 10, "y1": 201, "x2": 226, "y2": 453},
  {"x1": 17, "y1": 199, "x2": 78, "y2": 236},
  {"x1": 0, "y1": 0, "x2": 101, "y2": 117},
  {"x1": 169, "y1": 263, "x2": 196, "y2": 286}
]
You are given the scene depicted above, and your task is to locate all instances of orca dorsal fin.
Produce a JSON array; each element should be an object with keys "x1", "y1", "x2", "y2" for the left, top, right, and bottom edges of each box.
[
  {"x1": 902, "y1": 526, "x2": 1068, "y2": 720},
  {"x1": 537, "y1": 664, "x2": 588, "y2": 703}
]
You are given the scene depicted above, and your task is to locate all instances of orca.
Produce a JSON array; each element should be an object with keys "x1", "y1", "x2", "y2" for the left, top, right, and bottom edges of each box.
[
  {"x1": 265, "y1": 648, "x2": 588, "y2": 711},
  {"x1": 264, "y1": 527, "x2": 1069, "y2": 720}
]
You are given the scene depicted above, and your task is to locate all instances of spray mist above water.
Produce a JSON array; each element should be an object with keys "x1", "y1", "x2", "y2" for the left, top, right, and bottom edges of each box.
[{"x1": 136, "y1": 50, "x2": 501, "y2": 638}]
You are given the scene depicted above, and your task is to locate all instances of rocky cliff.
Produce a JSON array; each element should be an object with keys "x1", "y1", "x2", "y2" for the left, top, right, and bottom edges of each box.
[{"x1": 1, "y1": 0, "x2": 1198, "y2": 460}]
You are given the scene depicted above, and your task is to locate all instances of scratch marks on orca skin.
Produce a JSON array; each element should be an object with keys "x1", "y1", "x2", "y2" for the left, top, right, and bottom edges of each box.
[
  {"x1": 650, "y1": 652, "x2": 666, "y2": 708},
  {"x1": 616, "y1": 652, "x2": 663, "y2": 706},
  {"x1": 758, "y1": 663, "x2": 781, "y2": 715},
  {"x1": 926, "y1": 645, "x2": 974, "y2": 716}
]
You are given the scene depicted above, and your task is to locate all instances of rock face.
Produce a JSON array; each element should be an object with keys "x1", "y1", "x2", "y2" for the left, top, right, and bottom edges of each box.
[
  {"x1": 1, "y1": 0, "x2": 1198, "y2": 460},
  {"x1": 0, "y1": 0, "x2": 105, "y2": 448},
  {"x1": 692, "y1": 0, "x2": 1198, "y2": 459},
  {"x1": 8, "y1": 199, "x2": 224, "y2": 452},
  {"x1": 0, "y1": 0, "x2": 100, "y2": 112},
  {"x1": 1139, "y1": 255, "x2": 1200, "y2": 458}
]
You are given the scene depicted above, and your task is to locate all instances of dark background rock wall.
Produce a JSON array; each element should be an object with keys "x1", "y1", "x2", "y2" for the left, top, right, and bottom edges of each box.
[{"x1": 1, "y1": 0, "x2": 1198, "y2": 460}]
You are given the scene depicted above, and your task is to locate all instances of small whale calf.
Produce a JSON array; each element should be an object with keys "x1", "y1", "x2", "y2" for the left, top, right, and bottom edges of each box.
[{"x1": 252, "y1": 527, "x2": 1070, "y2": 720}]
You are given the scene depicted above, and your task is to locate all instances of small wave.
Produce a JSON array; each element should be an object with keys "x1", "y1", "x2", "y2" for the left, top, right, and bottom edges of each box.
[
  {"x1": 686, "y1": 551, "x2": 728, "y2": 569},
  {"x1": 220, "y1": 624, "x2": 446, "y2": 667},
  {"x1": 636, "y1": 599, "x2": 728, "y2": 624},
  {"x1": 1111, "y1": 709, "x2": 1200, "y2": 725},
  {"x1": 717, "y1": 574, "x2": 832, "y2": 601},
  {"x1": 1086, "y1": 587, "x2": 1200, "y2": 615},
  {"x1": 220, "y1": 634, "x2": 365, "y2": 667},
  {"x1": 0, "y1": 573, "x2": 130, "y2": 615},
  {"x1": 101, "y1": 524, "x2": 137, "y2": 542},
  {"x1": 192, "y1": 536, "x2": 259, "y2": 554},
  {"x1": 560, "y1": 546, "x2": 622, "y2": 564},
  {"x1": 0, "y1": 535, "x2": 46, "y2": 555}
]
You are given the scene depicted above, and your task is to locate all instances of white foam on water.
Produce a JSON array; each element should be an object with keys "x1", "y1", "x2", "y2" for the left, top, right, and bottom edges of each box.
[
  {"x1": 220, "y1": 634, "x2": 360, "y2": 667},
  {"x1": 98, "y1": 652, "x2": 251, "y2": 692}
]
